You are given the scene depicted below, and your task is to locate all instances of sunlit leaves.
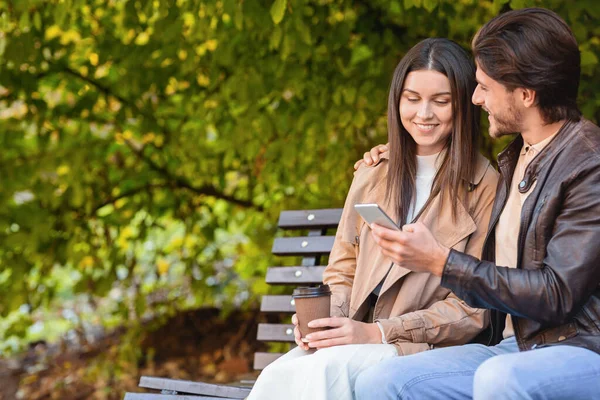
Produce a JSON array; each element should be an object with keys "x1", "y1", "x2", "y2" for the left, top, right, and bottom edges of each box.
[
  {"x1": 270, "y1": 0, "x2": 288, "y2": 24},
  {"x1": 0, "y1": 0, "x2": 599, "y2": 356}
]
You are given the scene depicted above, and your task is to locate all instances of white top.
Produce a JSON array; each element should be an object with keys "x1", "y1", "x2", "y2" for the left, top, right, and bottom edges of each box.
[{"x1": 407, "y1": 151, "x2": 441, "y2": 222}]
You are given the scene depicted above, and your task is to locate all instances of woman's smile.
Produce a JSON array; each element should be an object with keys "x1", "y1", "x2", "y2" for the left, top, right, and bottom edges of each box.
[{"x1": 414, "y1": 122, "x2": 440, "y2": 132}]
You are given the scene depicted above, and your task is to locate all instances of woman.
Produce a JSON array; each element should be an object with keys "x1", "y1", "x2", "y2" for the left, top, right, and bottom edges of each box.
[{"x1": 248, "y1": 38, "x2": 498, "y2": 400}]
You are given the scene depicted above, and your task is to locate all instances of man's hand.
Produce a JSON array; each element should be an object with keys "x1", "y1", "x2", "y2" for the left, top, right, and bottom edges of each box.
[
  {"x1": 353, "y1": 144, "x2": 389, "y2": 170},
  {"x1": 303, "y1": 317, "x2": 382, "y2": 349},
  {"x1": 371, "y1": 222, "x2": 450, "y2": 277},
  {"x1": 291, "y1": 313, "x2": 310, "y2": 350}
]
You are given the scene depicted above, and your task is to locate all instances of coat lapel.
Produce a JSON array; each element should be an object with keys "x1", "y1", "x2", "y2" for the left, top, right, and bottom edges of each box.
[{"x1": 379, "y1": 193, "x2": 476, "y2": 295}]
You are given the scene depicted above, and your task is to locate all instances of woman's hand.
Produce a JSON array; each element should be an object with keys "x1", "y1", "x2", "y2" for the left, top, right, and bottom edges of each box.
[
  {"x1": 303, "y1": 317, "x2": 382, "y2": 349},
  {"x1": 291, "y1": 313, "x2": 310, "y2": 350},
  {"x1": 353, "y1": 144, "x2": 389, "y2": 170}
]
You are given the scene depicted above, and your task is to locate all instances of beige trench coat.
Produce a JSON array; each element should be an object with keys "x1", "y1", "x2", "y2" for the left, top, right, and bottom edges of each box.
[{"x1": 322, "y1": 152, "x2": 499, "y2": 355}]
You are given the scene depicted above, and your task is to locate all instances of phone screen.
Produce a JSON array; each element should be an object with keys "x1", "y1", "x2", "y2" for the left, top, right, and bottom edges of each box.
[{"x1": 354, "y1": 204, "x2": 400, "y2": 231}]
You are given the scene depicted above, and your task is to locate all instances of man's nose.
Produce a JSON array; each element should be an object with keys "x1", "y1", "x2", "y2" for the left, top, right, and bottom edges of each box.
[{"x1": 472, "y1": 85, "x2": 484, "y2": 106}]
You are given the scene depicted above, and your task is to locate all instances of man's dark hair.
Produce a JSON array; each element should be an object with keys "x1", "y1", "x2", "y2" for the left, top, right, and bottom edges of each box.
[{"x1": 472, "y1": 8, "x2": 581, "y2": 123}]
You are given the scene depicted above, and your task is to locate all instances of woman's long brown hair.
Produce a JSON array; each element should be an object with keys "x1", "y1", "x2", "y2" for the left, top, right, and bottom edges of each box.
[{"x1": 386, "y1": 38, "x2": 480, "y2": 226}]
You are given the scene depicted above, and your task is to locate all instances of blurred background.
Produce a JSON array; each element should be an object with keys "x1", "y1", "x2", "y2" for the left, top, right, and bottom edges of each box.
[{"x1": 0, "y1": 0, "x2": 599, "y2": 398}]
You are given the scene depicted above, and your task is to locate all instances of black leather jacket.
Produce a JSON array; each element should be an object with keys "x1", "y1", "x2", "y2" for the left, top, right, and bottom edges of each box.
[{"x1": 442, "y1": 118, "x2": 600, "y2": 354}]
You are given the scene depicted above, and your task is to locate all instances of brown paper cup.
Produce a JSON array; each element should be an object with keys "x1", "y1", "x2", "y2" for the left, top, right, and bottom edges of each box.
[{"x1": 293, "y1": 285, "x2": 331, "y2": 341}]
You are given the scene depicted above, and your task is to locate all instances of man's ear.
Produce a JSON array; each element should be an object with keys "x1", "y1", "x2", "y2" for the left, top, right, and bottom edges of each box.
[{"x1": 519, "y1": 87, "x2": 537, "y2": 108}]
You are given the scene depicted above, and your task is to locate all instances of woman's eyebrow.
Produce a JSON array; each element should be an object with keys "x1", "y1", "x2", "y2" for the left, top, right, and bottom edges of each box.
[{"x1": 402, "y1": 88, "x2": 451, "y2": 96}]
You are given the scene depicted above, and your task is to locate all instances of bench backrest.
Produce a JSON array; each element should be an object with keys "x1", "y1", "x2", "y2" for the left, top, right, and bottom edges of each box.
[{"x1": 253, "y1": 208, "x2": 343, "y2": 370}]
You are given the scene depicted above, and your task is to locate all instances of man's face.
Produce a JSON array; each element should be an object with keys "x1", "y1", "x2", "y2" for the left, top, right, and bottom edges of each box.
[{"x1": 472, "y1": 64, "x2": 523, "y2": 138}]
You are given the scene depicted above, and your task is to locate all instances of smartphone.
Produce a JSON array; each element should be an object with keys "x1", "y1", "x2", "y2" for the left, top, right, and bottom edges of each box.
[{"x1": 354, "y1": 204, "x2": 401, "y2": 231}]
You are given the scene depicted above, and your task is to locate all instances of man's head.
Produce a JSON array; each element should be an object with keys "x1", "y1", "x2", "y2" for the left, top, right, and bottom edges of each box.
[{"x1": 471, "y1": 8, "x2": 581, "y2": 138}]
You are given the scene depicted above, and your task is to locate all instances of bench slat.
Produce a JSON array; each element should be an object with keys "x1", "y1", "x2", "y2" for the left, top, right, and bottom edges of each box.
[
  {"x1": 124, "y1": 394, "x2": 226, "y2": 400},
  {"x1": 266, "y1": 266, "x2": 325, "y2": 284},
  {"x1": 271, "y1": 236, "x2": 335, "y2": 256},
  {"x1": 253, "y1": 352, "x2": 284, "y2": 370},
  {"x1": 260, "y1": 295, "x2": 296, "y2": 313},
  {"x1": 257, "y1": 323, "x2": 295, "y2": 342},
  {"x1": 278, "y1": 209, "x2": 342, "y2": 230},
  {"x1": 139, "y1": 377, "x2": 250, "y2": 398}
]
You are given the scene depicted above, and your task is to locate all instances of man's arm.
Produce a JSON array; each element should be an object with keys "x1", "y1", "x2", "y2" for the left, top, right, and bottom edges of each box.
[{"x1": 442, "y1": 163, "x2": 600, "y2": 325}]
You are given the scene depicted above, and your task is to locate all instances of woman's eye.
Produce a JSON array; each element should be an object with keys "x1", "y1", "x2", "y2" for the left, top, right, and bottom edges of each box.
[
  {"x1": 435, "y1": 100, "x2": 449, "y2": 105},
  {"x1": 407, "y1": 98, "x2": 419, "y2": 102}
]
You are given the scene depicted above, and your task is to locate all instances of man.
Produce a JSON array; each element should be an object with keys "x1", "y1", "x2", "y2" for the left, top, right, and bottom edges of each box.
[{"x1": 354, "y1": 8, "x2": 600, "y2": 399}]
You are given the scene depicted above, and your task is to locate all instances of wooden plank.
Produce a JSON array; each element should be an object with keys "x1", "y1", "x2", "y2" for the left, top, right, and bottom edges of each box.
[
  {"x1": 139, "y1": 377, "x2": 250, "y2": 399},
  {"x1": 278, "y1": 209, "x2": 342, "y2": 230},
  {"x1": 266, "y1": 266, "x2": 325, "y2": 284},
  {"x1": 271, "y1": 236, "x2": 335, "y2": 256},
  {"x1": 253, "y1": 352, "x2": 284, "y2": 370},
  {"x1": 300, "y1": 229, "x2": 327, "y2": 267},
  {"x1": 260, "y1": 295, "x2": 296, "y2": 313},
  {"x1": 256, "y1": 323, "x2": 295, "y2": 342},
  {"x1": 124, "y1": 394, "x2": 224, "y2": 400}
]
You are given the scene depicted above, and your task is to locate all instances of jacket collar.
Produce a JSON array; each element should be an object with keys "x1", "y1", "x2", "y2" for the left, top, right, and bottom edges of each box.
[
  {"x1": 378, "y1": 182, "x2": 477, "y2": 296},
  {"x1": 497, "y1": 119, "x2": 581, "y2": 193}
]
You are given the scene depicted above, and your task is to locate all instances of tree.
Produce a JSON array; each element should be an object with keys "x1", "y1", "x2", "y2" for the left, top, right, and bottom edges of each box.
[{"x1": 0, "y1": 0, "x2": 598, "y2": 354}]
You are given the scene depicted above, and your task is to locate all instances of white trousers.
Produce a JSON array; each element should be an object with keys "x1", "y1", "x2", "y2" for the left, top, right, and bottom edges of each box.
[{"x1": 247, "y1": 343, "x2": 397, "y2": 400}]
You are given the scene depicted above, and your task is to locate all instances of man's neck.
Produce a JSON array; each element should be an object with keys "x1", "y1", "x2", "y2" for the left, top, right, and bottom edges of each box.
[{"x1": 521, "y1": 118, "x2": 567, "y2": 146}]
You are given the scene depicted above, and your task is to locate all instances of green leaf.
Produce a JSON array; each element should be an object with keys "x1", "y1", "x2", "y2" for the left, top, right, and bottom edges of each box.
[
  {"x1": 581, "y1": 50, "x2": 598, "y2": 67},
  {"x1": 390, "y1": 0, "x2": 402, "y2": 14},
  {"x1": 234, "y1": 3, "x2": 244, "y2": 30},
  {"x1": 350, "y1": 44, "x2": 373, "y2": 66},
  {"x1": 509, "y1": 0, "x2": 530, "y2": 9},
  {"x1": 33, "y1": 12, "x2": 42, "y2": 31},
  {"x1": 294, "y1": 17, "x2": 312, "y2": 45},
  {"x1": 270, "y1": 0, "x2": 287, "y2": 25},
  {"x1": 270, "y1": 26, "x2": 283, "y2": 50},
  {"x1": 423, "y1": 0, "x2": 438, "y2": 12},
  {"x1": 18, "y1": 11, "x2": 30, "y2": 30}
]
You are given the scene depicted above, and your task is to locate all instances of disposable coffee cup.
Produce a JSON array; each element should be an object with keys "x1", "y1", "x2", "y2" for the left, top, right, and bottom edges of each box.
[{"x1": 292, "y1": 285, "x2": 332, "y2": 342}]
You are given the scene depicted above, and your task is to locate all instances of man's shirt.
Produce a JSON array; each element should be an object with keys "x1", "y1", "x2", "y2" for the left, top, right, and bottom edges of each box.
[{"x1": 495, "y1": 131, "x2": 559, "y2": 338}]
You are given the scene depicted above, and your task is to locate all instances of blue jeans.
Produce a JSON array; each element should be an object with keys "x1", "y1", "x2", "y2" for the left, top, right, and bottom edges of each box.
[{"x1": 355, "y1": 337, "x2": 600, "y2": 399}]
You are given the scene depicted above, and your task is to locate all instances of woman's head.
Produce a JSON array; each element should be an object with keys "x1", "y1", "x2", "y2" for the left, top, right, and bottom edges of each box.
[
  {"x1": 386, "y1": 38, "x2": 480, "y2": 225},
  {"x1": 398, "y1": 69, "x2": 453, "y2": 155}
]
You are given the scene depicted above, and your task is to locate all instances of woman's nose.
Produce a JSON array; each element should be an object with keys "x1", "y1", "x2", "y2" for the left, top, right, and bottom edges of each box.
[{"x1": 417, "y1": 102, "x2": 433, "y2": 119}]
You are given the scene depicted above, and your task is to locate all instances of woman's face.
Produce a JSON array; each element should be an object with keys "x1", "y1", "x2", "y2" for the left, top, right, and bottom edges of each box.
[{"x1": 399, "y1": 70, "x2": 453, "y2": 156}]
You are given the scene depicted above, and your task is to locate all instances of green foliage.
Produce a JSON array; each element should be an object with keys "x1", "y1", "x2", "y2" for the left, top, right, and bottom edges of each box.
[
  {"x1": 0, "y1": 0, "x2": 599, "y2": 354},
  {"x1": 270, "y1": 0, "x2": 288, "y2": 24}
]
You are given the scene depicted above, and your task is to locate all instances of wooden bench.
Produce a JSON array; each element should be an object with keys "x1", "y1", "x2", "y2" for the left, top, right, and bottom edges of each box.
[{"x1": 124, "y1": 208, "x2": 343, "y2": 399}]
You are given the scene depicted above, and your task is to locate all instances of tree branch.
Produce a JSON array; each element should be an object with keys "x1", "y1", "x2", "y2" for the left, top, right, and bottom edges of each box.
[
  {"x1": 124, "y1": 139, "x2": 262, "y2": 210},
  {"x1": 44, "y1": 62, "x2": 261, "y2": 211}
]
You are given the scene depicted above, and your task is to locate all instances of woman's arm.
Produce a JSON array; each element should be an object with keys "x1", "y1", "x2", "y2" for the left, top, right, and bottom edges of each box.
[
  {"x1": 323, "y1": 159, "x2": 389, "y2": 317},
  {"x1": 322, "y1": 173, "x2": 363, "y2": 317},
  {"x1": 376, "y1": 293, "x2": 488, "y2": 346}
]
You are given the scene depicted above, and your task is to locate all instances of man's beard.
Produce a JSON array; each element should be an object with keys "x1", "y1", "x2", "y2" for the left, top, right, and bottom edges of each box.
[{"x1": 487, "y1": 101, "x2": 522, "y2": 139}]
